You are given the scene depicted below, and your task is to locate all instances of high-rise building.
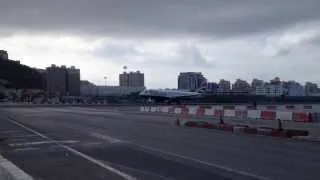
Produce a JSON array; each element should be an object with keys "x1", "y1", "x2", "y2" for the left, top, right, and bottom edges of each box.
[
  {"x1": 305, "y1": 82, "x2": 318, "y2": 96},
  {"x1": 217, "y1": 79, "x2": 231, "y2": 92},
  {"x1": 270, "y1": 77, "x2": 281, "y2": 85},
  {"x1": 46, "y1": 65, "x2": 80, "y2": 97},
  {"x1": 232, "y1": 79, "x2": 251, "y2": 92},
  {"x1": 46, "y1": 65, "x2": 68, "y2": 97},
  {"x1": 67, "y1": 66, "x2": 81, "y2": 96},
  {"x1": 284, "y1": 81, "x2": 305, "y2": 96},
  {"x1": 251, "y1": 79, "x2": 265, "y2": 89},
  {"x1": 0, "y1": 50, "x2": 8, "y2": 60},
  {"x1": 119, "y1": 71, "x2": 144, "y2": 87},
  {"x1": 178, "y1": 72, "x2": 207, "y2": 91},
  {"x1": 205, "y1": 82, "x2": 219, "y2": 93}
]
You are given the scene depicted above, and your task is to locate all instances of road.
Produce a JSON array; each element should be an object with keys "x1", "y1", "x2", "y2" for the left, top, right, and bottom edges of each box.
[{"x1": 0, "y1": 107, "x2": 319, "y2": 180}]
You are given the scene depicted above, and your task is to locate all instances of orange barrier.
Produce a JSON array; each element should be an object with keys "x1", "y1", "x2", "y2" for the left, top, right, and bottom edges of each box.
[
  {"x1": 292, "y1": 112, "x2": 312, "y2": 122},
  {"x1": 261, "y1": 111, "x2": 276, "y2": 120}
]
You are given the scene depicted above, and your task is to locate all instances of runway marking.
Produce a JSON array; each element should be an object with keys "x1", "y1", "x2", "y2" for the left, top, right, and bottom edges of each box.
[
  {"x1": 90, "y1": 132, "x2": 272, "y2": 180},
  {"x1": 6, "y1": 117, "x2": 136, "y2": 180},
  {"x1": 14, "y1": 147, "x2": 40, "y2": 152},
  {"x1": 90, "y1": 132, "x2": 121, "y2": 144},
  {"x1": 10, "y1": 134, "x2": 39, "y2": 138},
  {"x1": 0, "y1": 130, "x2": 22, "y2": 134},
  {"x1": 0, "y1": 153, "x2": 34, "y2": 180},
  {"x1": 9, "y1": 140, "x2": 79, "y2": 147},
  {"x1": 130, "y1": 143, "x2": 272, "y2": 180}
]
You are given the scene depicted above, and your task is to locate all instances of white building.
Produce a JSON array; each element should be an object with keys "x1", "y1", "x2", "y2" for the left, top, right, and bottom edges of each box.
[
  {"x1": 305, "y1": 82, "x2": 318, "y2": 96},
  {"x1": 255, "y1": 84, "x2": 286, "y2": 96},
  {"x1": 285, "y1": 81, "x2": 305, "y2": 96}
]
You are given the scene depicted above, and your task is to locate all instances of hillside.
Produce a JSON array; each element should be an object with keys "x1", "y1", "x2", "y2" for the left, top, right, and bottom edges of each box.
[{"x1": 0, "y1": 59, "x2": 44, "y2": 89}]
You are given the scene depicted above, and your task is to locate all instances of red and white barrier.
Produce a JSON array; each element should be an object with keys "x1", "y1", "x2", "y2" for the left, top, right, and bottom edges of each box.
[
  {"x1": 292, "y1": 112, "x2": 311, "y2": 122},
  {"x1": 196, "y1": 106, "x2": 205, "y2": 117},
  {"x1": 261, "y1": 111, "x2": 276, "y2": 120},
  {"x1": 224, "y1": 110, "x2": 235, "y2": 117},
  {"x1": 160, "y1": 106, "x2": 170, "y2": 113},
  {"x1": 188, "y1": 106, "x2": 198, "y2": 115},
  {"x1": 247, "y1": 110, "x2": 261, "y2": 119},
  {"x1": 204, "y1": 108, "x2": 214, "y2": 116},
  {"x1": 276, "y1": 111, "x2": 292, "y2": 121},
  {"x1": 174, "y1": 107, "x2": 182, "y2": 114},
  {"x1": 235, "y1": 110, "x2": 248, "y2": 118},
  {"x1": 140, "y1": 105, "x2": 315, "y2": 123},
  {"x1": 214, "y1": 109, "x2": 224, "y2": 117}
]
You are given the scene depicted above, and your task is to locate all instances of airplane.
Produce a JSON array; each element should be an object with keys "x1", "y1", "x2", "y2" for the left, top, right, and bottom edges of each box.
[{"x1": 139, "y1": 89, "x2": 203, "y2": 104}]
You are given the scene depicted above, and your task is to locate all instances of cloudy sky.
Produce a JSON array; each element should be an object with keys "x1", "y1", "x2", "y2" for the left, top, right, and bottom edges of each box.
[{"x1": 1, "y1": 0, "x2": 320, "y2": 88}]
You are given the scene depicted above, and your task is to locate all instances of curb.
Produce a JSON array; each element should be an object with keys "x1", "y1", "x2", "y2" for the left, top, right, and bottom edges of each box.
[{"x1": 0, "y1": 153, "x2": 33, "y2": 180}]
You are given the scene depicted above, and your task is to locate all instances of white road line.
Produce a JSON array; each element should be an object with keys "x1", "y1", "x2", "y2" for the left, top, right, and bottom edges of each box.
[
  {"x1": 90, "y1": 132, "x2": 122, "y2": 144},
  {"x1": 130, "y1": 143, "x2": 272, "y2": 180},
  {"x1": 9, "y1": 140, "x2": 79, "y2": 147},
  {"x1": 0, "y1": 153, "x2": 34, "y2": 180},
  {"x1": 10, "y1": 135, "x2": 39, "y2": 138},
  {"x1": 6, "y1": 117, "x2": 136, "y2": 180},
  {"x1": 0, "y1": 130, "x2": 22, "y2": 134},
  {"x1": 14, "y1": 147, "x2": 40, "y2": 152},
  {"x1": 90, "y1": 132, "x2": 272, "y2": 180}
]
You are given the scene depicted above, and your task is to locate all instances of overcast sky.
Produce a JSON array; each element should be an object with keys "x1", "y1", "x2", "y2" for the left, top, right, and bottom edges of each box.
[{"x1": 1, "y1": 0, "x2": 320, "y2": 88}]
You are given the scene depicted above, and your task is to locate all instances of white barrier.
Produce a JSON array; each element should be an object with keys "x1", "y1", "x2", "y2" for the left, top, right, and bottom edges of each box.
[
  {"x1": 276, "y1": 111, "x2": 292, "y2": 121},
  {"x1": 188, "y1": 106, "x2": 198, "y2": 115},
  {"x1": 161, "y1": 106, "x2": 170, "y2": 113},
  {"x1": 150, "y1": 106, "x2": 157, "y2": 112},
  {"x1": 224, "y1": 110, "x2": 235, "y2": 117},
  {"x1": 248, "y1": 110, "x2": 261, "y2": 119},
  {"x1": 174, "y1": 108, "x2": 182, "y2": 114},
  {"x1": 212, "y1": 105, "x2": 223, "y2": 110},
  {"x1": 140, "y1": 106, "x2": 145, "y2": 112},
  {"x1": 204, "y1": 108, "x2": 214, "y2": 116}
]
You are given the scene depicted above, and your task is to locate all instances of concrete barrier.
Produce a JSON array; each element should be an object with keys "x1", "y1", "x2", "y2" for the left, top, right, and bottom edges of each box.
[{"x1": 0, "y1": 154, "x2": 33, "y2": 180}]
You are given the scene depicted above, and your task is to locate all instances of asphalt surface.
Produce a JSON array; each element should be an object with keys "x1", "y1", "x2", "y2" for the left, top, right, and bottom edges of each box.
[{"x1": 0, "y1": 107, "x2": 319, "y2": 180}]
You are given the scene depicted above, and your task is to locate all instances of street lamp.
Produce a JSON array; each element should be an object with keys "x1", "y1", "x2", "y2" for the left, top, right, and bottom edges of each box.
[{"x1": 104, "y1": 76, "x2": 107, "y2": 87}]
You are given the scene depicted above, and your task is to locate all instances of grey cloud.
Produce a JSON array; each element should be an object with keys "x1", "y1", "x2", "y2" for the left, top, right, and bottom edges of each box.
[
  {"x1": 1, "y1": 0, "x2": 320, "y2": 38},
  {"x1": 308, "y1": 36, "x2": 320, "y2": 45},
  {"x1": 273, "y1": 32, "x2": 320, "y2": 56},
  {"x1": 275, "y1": 47, "x2": 291, "y2": 57},
  {"x1": 90, "y1": 42, "x2": 213, "y2": 68},
  {"x1": 91, "y1": 43, "x2": 137, "y2": 58},
  {"x1": 174, "y1": 44, "x2": 214, "y2": 67}
]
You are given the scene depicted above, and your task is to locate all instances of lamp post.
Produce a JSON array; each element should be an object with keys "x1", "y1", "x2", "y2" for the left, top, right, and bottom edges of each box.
[{"x1": 104, "y1": 76, "x2": 107, "y2": 87}]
